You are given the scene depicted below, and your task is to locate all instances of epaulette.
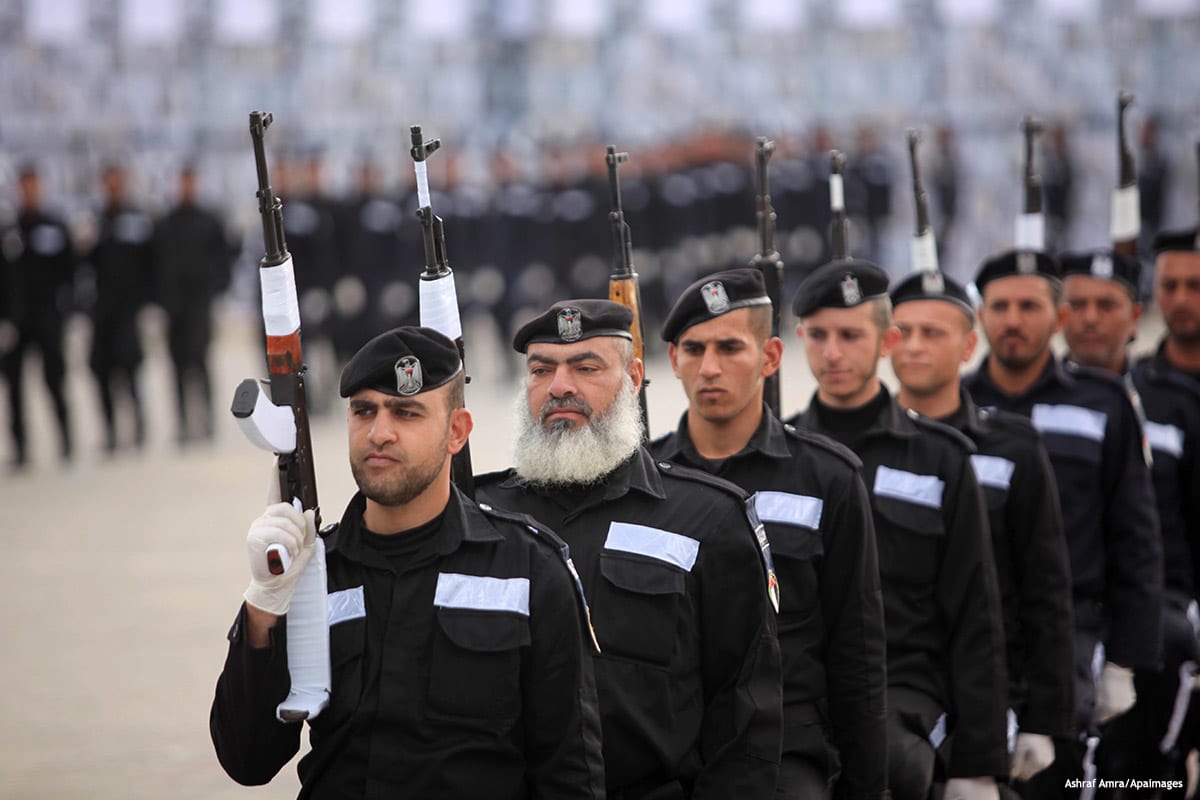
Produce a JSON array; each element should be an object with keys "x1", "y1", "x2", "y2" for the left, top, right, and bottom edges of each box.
[
  {"x1": 647, "y1": 431, "x2": 672, "y2": 450},
  {"x1": 473, "y1": 468, "x2": 516, "y2": 488},
  {"x1": 653, "y1": 459, "x2": 750, "y2": 500},
  {"x1": 317, "y1": 521, "x2": 342, "y2": 551},
  {"x1": 905, "y1": 408, "x2": 977, "y2": 454},
  {"x1": 1065, "y1": 359, "x2": 1131, "y2": 397},
  {"x1": 1133, "y1": 357, "x2": 1200, "y2": 404},
  {"x1": 781, "y1": 422, "x2": 863, "y2": 470},
  {"x1": 475, "y1": 500, "x2": 601, "y2": 654}
]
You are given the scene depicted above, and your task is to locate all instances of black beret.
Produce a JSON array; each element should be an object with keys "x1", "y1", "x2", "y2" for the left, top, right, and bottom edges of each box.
[
  {"x1": 792, "y1": 259, "x2": 891, "y2": 318},
  {"x1": 339, "y1": 326, "x2": 462, "y2": 398},
  {"x1": 1153, "y1": 228, "x2": 1200, "y2": 255},
  {"x1": 513, "y1": 299, "x2": 633, "y2": 353},
  {"x1": 889, "y1": 270, "x2": 975, "y2": 319},
  {"x1": 660, "y1": 268, "x2": 772, "y2": 342},
  {"x1": 973, "y1": 249, "x2": 1061, "y2": 294},
  {"x1": 1059, "y1": 249, "x2": 1141, "y2": 296}
]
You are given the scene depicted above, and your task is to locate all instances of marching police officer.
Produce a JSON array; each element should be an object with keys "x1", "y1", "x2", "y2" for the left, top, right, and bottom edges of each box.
[
  {"x1": 211, "y1": 326, "x2": 605, "y2": 797},
  {"x1": 155, "y1": 165, "x2": 233, "y2": 445},
  {"x1": 651, "y1": 268, "x2": 887, "y2": 800},
  {"x1": 789, "y1": 259, "x2": 1009, "y2": 800},
  {"x1": 964, "y1": 249, "x2": 1163, "y2": 797},
  {"x1": 889, "y1": 268, "x2": 1074, "y2": 787},
  {"x1": 1, "y1": 164, "x2": 76, "y2": 468},
  {"x1": 1058, "y1": 247, "x2": 1200, "y2": 787},
  {"x1": 476, "y1": 299, "x2": 783, "y2": 799},
  {"x1": 87, "y1": 163, "x2": 156, "y2": 454}
]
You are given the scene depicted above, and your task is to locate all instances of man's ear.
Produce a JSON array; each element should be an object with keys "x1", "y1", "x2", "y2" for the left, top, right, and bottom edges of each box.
[
  {"x1": 880, "y1": 325, "x2": 902, "y2": 358},
  {"x1": 963, "y1": 328, "x2": 979, "y2": 365},
  {"x1": 668, "y1": 342, "x2": 681, "y2": 378},
  {"x1": 447, "y1": 408, "x2": 474, "y2": 456},
  {"x1": 762, "y1": 337, "x2": 783, "y2": 379},
  {"x1": 628, "y1": 356, "x2": 645, "y2": 393}
]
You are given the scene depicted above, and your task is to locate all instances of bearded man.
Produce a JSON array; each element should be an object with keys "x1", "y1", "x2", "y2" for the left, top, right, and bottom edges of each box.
[{"x1": 477, "y1": 298, "x2": 783, "y2": 800}]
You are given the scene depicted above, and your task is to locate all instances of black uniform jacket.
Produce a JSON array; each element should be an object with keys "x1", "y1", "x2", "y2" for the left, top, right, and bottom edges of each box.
[
  {"x1": 87, "y1": 202, "x2": 156, "y2": 366},
  {"x1": 966, "y1": 355, "x2": 1164, "y2": 669},
  {"x1": 210, "y1": 489, "x2": 606, "y2": 800},
  {"x1": 651, "y1": 406, "x2": 887, "y2": 800},
  {"x1": 476, "y1": 448, "x2": 783, "y2": 800},
  {"x1": 1131, "y1": 345, "x2": 1200, "y2": 600},
  {"x1": 791, "y1": 388, "x2": 1009, "y2": 779},
  {"x1": 2, "y1": 209, "x2": 75, "y2": 328},
  {"x1": 941, "y1": 389, "x2": 1075, "y2": 738}
]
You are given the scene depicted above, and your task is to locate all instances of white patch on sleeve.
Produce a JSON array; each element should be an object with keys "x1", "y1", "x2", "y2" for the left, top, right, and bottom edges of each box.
[
  {"x1": 753, "y1": 491, "x2": 824, "y2": 530},
  {"x1": 434, "y1": 573, "x2": 530, "y2": 617},
  {"x1": 1032, "y1": 404, "x2": 1107, "y2": 443},
  {"x1": 604, "y1": 522, "x2": 700, "y2": 571},
  {"x1": 327, "y1": 585, "x2": 365, "y2": 626},
  {"x1": 1146, "y1": 421, "x2": 1185, "y2": 459},
  {"x1": 873, "y1": 465, "x2": 945, "y2": 509},
  {"x1": 970, "y1": 454, "x2": 1016, "y2": 491}
]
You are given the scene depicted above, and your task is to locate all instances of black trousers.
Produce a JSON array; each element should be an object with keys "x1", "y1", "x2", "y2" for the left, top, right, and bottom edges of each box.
[
  {"x1": 888, "y1": 687, "x2": 943, "y2": 800},
  {"x1": 3, "y1": 321, "x2": 72, "y2": 463}
]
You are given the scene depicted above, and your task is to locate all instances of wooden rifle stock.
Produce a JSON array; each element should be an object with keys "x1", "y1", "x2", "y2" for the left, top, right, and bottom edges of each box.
[
  {"x1": 606, "y1": 145, "x2": 650, "y2": 440},
  {"x1": 750, "y1": 136, "x2": 784, "y2": 416}
]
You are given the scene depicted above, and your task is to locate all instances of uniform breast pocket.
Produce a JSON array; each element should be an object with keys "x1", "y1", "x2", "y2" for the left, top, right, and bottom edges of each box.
[
  {"x1": 428, "y1": 609, "x2": 530, "y2": 721},
  {"x1": 327, "y1": 615, "x2": 366, "y2": 712},
  {"x1": 595, "y1": 551, "x2": 687, "y2": 667},
  {"x1": 764, "y1": 524, "x2": 822, "y2": 618},
  {"x1": 1041, "y1": 433, "x2": 1102, "y2": 494},
  {"x1": 871, "y1": 496, "x2": 945, "y2": 586}
]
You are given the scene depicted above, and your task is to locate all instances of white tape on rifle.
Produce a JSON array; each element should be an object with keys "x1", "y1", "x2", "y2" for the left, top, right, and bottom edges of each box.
[
  {"x1": 1110, "y1": 185, "x2": 1141, "y2": 242},
  {"x1": 414, "y1": 160, "x2": 431, "y2": 209},
  {"x1": 829, "y1": 174, "x2": 845, "y2": 211},
  {"x1": 260, "y1": 257, "x2": 302, "y2": 337},
  {"x1": 276, "y1": 537, "x2": 331, "y2": 722},
  {"x1": 1015, "y1": 213, "x2": 1045, "y2": 251},
  {"x1": 420, "y1": 275, "x2": 464, "y2": 340},
  {"x1": 910, "y1": 231, "x2": 939, "y2": 273}
]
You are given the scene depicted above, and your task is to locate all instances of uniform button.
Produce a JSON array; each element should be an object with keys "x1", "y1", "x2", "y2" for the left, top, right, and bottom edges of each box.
[
  {"x1": 906, "y1": 408, "x2": 919, "y2": 419},
  {"x1": 784, "y1": 424, "x2": 796, "y2": 433},
  {"x1": 479, "y1": 503, "x2": 493, "y2": 511},
  {"x1": 658, "y1": 461, "x2": 672, "y2": 469}
]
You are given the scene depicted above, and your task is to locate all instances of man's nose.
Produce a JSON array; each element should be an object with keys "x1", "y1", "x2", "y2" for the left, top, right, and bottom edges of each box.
[
  {"x1": 698, "y1": 346, "x2": 721, "y2": 377},
  {"x1": 547, "y1": 365, "x2": 576, "y2": 398}
]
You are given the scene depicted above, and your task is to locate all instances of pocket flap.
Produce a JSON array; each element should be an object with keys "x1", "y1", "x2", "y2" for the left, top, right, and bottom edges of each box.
[
  {"x1": 765, "y1": 524, "x2": 823, "y2": 560},
  {"x1": 436, "y1": 608, "x2": 530, "y2": 653},
  {"x1": 600, "y1": 551, "x2": 687, "y2": 596},
  {"x1": 872, "y1": 494, "x2": 945, "y2": 537}
]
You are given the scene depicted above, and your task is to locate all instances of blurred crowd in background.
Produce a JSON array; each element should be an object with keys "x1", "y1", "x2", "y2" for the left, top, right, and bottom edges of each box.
[{"x1": 1, "y1": 0, "x2": 1199, "y2": 469}]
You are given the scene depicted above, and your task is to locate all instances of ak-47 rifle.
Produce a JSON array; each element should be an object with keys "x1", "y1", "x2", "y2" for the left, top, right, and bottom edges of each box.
[
  {"x1": 907, "y1": 129, "x2": 939, "y2": 274},
  {"x1": 230, "y1": 111, "x2": 330, "y2": 723},
  {"x1": 606, "y1": 145, "x2": 650, "y2": 440},
  {"x1": 830, "y1": 150, "x2": 850, "y2": 260},
  {"x1": 751, "y1": 136, "x2": 784, "y2": 416},
  {"x1": 410, "y1": 125, "x2": 474, "y2": 498},
  {"x1": 1112, "y1": 92, "x2": 1140, "y2": 257},
  {"x1": 1016, "y1": 115, "x2": 1045, "y2": 250}
]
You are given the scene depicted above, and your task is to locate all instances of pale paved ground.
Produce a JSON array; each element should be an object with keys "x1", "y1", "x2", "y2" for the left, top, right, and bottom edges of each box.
[{"x1": 0, "y1": 302, "x2": 1165, "y2": 799}]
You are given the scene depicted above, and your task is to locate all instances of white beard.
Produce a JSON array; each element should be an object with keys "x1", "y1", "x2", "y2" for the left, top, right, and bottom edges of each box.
[{"x1": 512, "y1": 375, "x2": 644, "y2": 488}]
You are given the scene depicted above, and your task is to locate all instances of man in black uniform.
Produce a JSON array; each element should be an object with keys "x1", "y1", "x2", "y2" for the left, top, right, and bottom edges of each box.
[
  {"x1": 1153, "y1": 228, "x2": 1200, "y2": 383},
  {"x1": 87, "y1": 163, "x2": 156, "y2": 453},
  {"x1": 889, "y1": 269, "x2": 1074, "y2": 787},
  {"x1": 964, "y1": 249, "x2": 1163, "y2": 797},
  {"x1": 211, "y1": 326, "x2": 605, "y2": 798},
  {"x1": 1057, "y1": 247, "x2": 1200, "y2": 786},
  {"x1": 476, "y1": 299, "x2": 783, "y2": 799},
  {"x1": 155, "y1": 165, "x2": 233, "y2": 445},
  {"x1": 789, "y1": 259, "x2": 1009, "y2": 800},
  {"x1": 1, "y1": 164, "x2": 76, "y2": 468},
  {"x1": 650, "y1": 268, "x2": 887, "y2": 800}
]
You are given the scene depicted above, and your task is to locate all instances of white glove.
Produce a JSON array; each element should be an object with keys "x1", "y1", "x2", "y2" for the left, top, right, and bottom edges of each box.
[
  {"x1": 1095, "y1": 662, "x2": 1136, "y2": 723},
  {"x1": 944, "y1": 777, "x2": 999, "y2": 800},
  {"x1": 1010, "y1": 732, "x2": 1055, "y2": 781},
  {"x1": 244, "y1": 492, "x2": 317, "y2": 615}
]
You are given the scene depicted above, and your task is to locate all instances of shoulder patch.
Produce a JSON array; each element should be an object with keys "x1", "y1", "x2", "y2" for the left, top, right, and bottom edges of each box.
[
  {"x1": 473, "y1": 468, "x2": 516, "y2": 488},
  {"x1": 782, "y1": 423, "x2": 863, "y2": 470},
  {"x1": 655, "y1": 459, "x2": 750, "y2": 500},
  {"x1": 906, "y1": 409, "x2": 977, "y2": 454}
]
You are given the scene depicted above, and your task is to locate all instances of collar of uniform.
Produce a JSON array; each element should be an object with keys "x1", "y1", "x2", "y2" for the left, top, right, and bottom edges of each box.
[
  {"x1": 973, "y1": 352, "x2": 1073, "y2": 400},
  {"x1": 603, "y1": 447, "x2": 668, "y2": 502},
  {"x1": 799, "y1": 384, "x2": 919, "y2": 440},
  {"x1": 945, "y1": 386, "x2": 987, "y2": 438},
  {"x1": 664, "y1": 404, "x2": 791, "y2": 464},
  {"x1": 331, "y1": 489, "x2": 501, "y2": 567}
]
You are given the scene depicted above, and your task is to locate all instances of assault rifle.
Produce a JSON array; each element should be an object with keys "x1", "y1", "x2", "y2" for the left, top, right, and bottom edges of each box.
[{"x1": 751, "y1": 137, "x2": 784, "y2": 416}]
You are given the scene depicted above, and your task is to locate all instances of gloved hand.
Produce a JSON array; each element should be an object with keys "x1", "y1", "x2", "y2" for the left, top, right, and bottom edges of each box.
[
  {"x1": 1095, "y1": 662, "x2": 1136, "y2": 723},
  {"x1": 1010, "y1": 732, "x2": 1055, "y2": 781},
  {"x1": 944, "y1": 777, "x2": 999, "y2": 800},
  {"x1": 244, "y1": 471, "x2": 317, "y2": 615}
]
